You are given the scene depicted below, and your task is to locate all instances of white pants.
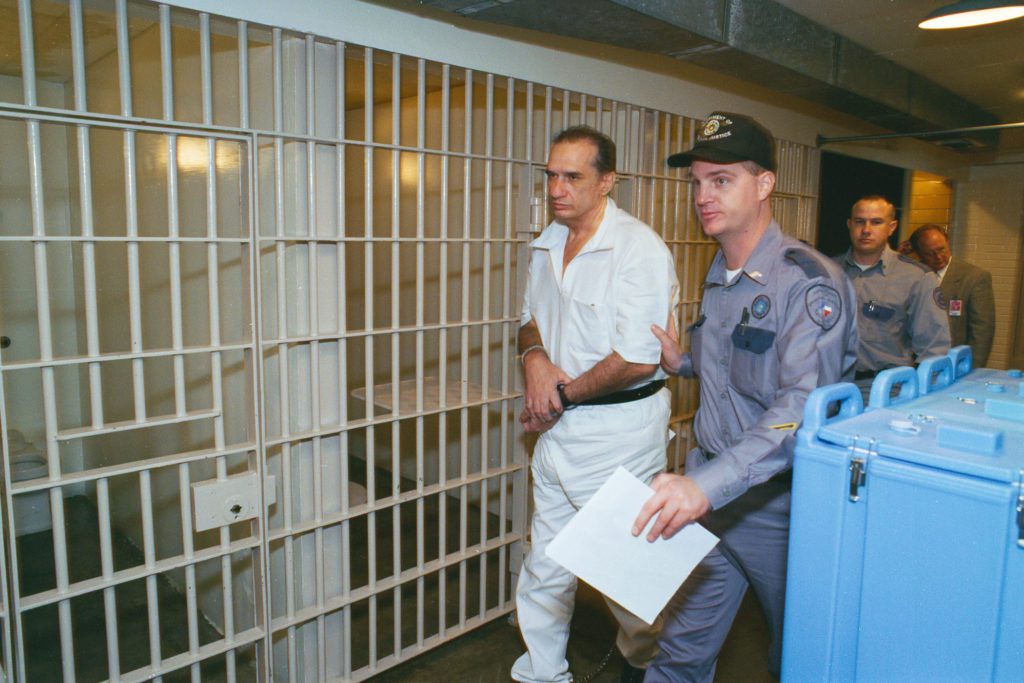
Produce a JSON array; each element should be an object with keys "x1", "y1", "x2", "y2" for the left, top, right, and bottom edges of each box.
[{"x1": 512, "y1": 392, "x2": 670, "y2": 683}]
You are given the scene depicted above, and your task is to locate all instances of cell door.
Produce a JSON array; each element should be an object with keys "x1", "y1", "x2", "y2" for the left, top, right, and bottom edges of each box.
[{"x1": 0, "y1": 109, "x2": 268, "y2": 681}]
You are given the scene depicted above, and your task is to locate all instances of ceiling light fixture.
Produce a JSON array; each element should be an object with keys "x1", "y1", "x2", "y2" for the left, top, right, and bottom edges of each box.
[{"x1": 919, "y1": 0, "x2": 1024, "y2": 29}]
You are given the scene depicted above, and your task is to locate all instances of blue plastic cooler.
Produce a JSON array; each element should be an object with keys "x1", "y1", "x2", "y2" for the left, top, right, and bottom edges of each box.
[{"x1": 782, "y1": 346, "x2": 1024, "y2": 681}]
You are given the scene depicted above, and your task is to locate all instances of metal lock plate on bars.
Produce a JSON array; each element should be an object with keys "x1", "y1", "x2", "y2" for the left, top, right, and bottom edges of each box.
[{"x1": 192, "y1": 472, "x2": 276, "y2": 532}]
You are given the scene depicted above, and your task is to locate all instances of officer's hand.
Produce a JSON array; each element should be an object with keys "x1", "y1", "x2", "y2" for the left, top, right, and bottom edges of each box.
[
  {"x1": 519, "y1": 410, "x2": 559, "y2": 434},
  {"x1": 522, "y1": 353, "x2": 572, "y2": 421},
  {"x1": 651, "y1": 318, "x2": 683, "y2": 375},
  {"x1": 631, "y1": 473, "x2": 710, "y2": 542}
]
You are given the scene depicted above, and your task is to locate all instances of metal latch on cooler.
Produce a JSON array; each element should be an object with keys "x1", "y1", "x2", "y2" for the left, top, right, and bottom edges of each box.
[
  {"x1": 849, "y1": 459, "x2": 866, "y2": 502},
  {"x1": 1017, "y1": 493, "x2": 1024, "y2": 549},
  {"x1": 847, "y1": 438, "x2": 877, "y2": 503}
]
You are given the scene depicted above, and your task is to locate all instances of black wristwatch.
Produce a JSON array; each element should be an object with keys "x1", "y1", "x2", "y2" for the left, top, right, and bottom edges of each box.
[{"x1": 557, "y1": 382, "x2": 576, "y2": 410}]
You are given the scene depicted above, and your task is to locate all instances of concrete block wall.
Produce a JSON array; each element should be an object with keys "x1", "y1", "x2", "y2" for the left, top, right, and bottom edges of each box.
[
  {"x1": 907, "y1": 171, "x2": 953, "y2": 235},
  {"x1": 953, "y1": 164, "x2": 1024, "y2": 369}
]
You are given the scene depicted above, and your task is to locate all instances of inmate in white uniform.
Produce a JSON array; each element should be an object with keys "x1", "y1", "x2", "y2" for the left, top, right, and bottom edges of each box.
[{"x1": 512, "y1": 198, "x2": 679, "y2": 683}]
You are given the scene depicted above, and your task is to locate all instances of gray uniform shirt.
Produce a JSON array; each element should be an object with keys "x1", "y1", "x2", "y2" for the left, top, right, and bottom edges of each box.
[
  {"x1": 678, "y1": 222, "x2": 858, "y2": 510},
  {"x1": 836, "y1": 247, "x2": 950, "y2": 373}
]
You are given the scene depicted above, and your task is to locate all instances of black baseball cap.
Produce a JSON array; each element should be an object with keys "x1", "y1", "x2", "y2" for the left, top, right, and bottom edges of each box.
[{"x1": 667, "y1": 112, "x2": 776, "y2": 172}]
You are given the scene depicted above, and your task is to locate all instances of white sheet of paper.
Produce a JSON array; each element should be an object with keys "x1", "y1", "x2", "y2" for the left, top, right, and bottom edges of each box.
[{"x1": 546, "y1": 466, "x2": 719, "y2": 625}]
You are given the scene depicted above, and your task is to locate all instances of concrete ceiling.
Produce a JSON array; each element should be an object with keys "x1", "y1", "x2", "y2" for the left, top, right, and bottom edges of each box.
[{"x1": 390, "y1": 0, "x2": 1024, "y2": 154}]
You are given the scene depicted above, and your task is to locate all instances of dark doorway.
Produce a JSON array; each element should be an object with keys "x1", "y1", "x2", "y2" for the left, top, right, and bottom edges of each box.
[{"x1": 816, "y1": 152, "x2": 907, "y2": 258}]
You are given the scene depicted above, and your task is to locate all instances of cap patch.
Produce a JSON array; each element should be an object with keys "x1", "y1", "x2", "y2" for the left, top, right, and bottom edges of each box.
[{"x1": 666, "y1": 110, "x2": 776, "y2": 171}]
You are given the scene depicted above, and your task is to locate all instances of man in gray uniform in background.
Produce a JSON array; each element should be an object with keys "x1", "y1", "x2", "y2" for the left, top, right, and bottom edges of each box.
[
  {"x1": 910, "y1": 224, "x2": 995, "y2": 367},
  {"x1": 837, "y1": 196, "x2": 950, "y2": 398},
  {"x1": 631, "y1": 111, "x2": 858, "y2": 682}
]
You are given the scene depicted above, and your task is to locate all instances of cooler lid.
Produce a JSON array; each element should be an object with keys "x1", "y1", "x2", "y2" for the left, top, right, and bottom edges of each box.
[{"x1": 816, "y1": 381, "x2": 1024, "y2": 483}]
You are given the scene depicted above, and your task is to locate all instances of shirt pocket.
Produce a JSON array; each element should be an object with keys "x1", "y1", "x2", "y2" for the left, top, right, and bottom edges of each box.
[
  {"x1": 861, "y1": 301, "x2": 896, "y2": 322},
  {"x1": 728, "y1": 323, "x2": 777, "y2": 403},
  {"x1": 565, "y1": 282, "x2": 612, "y2": 362},
  {"x1": 860, "y1": 301, "x2": 901, "y2": 342}
]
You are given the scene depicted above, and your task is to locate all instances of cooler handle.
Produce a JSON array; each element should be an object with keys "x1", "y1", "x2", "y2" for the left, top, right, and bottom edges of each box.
[
  {"x1": 917, "y1": 355, "x2": 954, "y2": 395},
  {"x1": 801, "y1": 382, "x2": 863, "y2": 437},
  {"x1": 948, "y1": 345, "x2": 973, "y2": 377},
  {"x1": 868, "y1": 366, "x2": 918, "y2": 409}
]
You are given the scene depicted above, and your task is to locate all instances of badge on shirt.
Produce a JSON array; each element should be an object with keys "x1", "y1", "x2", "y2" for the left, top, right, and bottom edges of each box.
[
  {"x1": 949, "y1": 298, "x2": 963, "y2": 317},
  {"x1": 806, "y1": 284, "x2": 841, "y2": 330},
  {"x1": 751, "y1": 294, "x2": 771, "y2": 319},
  {"x1": 933, "y1": 287, "x2": 946, "y2": 309}
]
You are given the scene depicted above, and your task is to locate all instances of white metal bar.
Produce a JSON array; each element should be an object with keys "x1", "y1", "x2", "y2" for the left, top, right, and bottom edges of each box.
[
  {"x1": 160, "y1": 5, "x2": 173, "y2": 120},
  {"x1": 270, "y1": 26, "x2": 299, "y2": 683},
  {"x1": 197, "y1": 12, "x2": 240, "y2": 680},
  {"x1": 180, "y1": 472, "x2": 202, "y2": 683},
  {"x1": 161, "y1": 8, "x2": 187, "y2": 420},
  {"x1": 18, "y1": 1, "x2": 76, "y2": 676},
  {"x1": 333, "y1": 39, "x2": 354, "y2": 680},
  {"x1": 458, "y1": 67, "x2": 473, "y2": 628},
  {"x1": 414, "y1": 57, "x2": 427, "y2": 649},
  {"x1": 139, "y1": 470, "x2": 163, "y2": 677},
  {"x1": 0, "y1": 99, "x2": 541, "y2": 164},
  {"x1": 238, "y1": 21, "x2": 250, "y2": 129},
  {"x1": 525, "y1": 81, "x2": 534, "y2": 164},
  {"x1": 436, "y1": 62, "x2": 451, "y2": 639},
  {"x1": 97, "y1": 478, "x2": 122, "y2": 680},
  {"x1": 56, "y1": 408, "x2": 221, "y2": 442},
  {"x1": 544, "y1": 86, "x2": 552, "y2": 161},
  {"x1": 117, "y1": 0, "x2": 148, "y2": 426},
  {"x1": 303, "y1": 32, "x2": 329, "y2": 682},
  {"x1": 69, "y1": 0, "x2": 105, "y2": 429},
  {"x1": 363, "y1": 45, "x2": 380, "y2": 672},
  {"x1": 387, "y1": 50, "x2": 404, "y2": 662},
  {"x1": 499, "y1": 76, "x2": 516, "y2": 607},
  {"x1": 478, "y1": 72, "x2": 495, "y2": 616}
]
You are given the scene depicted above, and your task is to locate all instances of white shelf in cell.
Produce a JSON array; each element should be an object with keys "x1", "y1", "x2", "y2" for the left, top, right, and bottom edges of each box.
[{"x1": 351, "y1": 376, "x2": 489, "y2": 415}]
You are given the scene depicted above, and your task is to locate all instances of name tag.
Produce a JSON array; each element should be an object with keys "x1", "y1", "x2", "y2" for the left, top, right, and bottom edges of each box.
[{"x1": 949, "y1": 299, "x2": 962, "y2": 317}]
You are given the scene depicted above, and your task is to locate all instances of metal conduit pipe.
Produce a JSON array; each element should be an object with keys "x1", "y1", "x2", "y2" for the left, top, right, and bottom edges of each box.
[{"x1": 817, "y1": 121, "x2": 1024, "y2": 147}]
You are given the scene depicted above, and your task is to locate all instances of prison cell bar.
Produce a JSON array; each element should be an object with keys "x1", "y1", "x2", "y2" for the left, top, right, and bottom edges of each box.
[
  {"x1": 302, "y1": 33, "x2": 330, "y2": 683},
  {"x1": 15, "y1": 1, "x2": 74, "y2": 680},
  {"x1": 389, "y1": 50, "x2": 403, "y2": 667},
  {"x1": 362, "y1": 45, "x2": 379, "y2": 676},
  {"x1": 0, "y1": 4, "x2": 772, "y2": 679},
  {"x1": 159, "y1": 8, "x2": 182, "y2": 675},
  {"x1": 333, "y1": 37, "x2": 356, "y2": 683}
]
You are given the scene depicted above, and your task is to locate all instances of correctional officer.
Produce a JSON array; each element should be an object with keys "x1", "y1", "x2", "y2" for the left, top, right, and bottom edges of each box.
[
  {"x1": 837, "y1": 196, "x2": 950, "y2": 396},
  {"x1": 910, "y1": 224, "x2": 995, "y2": 367},
  {"x1": 514, "y1": 125, "x2": 679, "y2": 683},
  {"x1": 631, "y1": 111, "x2": 858, "y2": 681}
]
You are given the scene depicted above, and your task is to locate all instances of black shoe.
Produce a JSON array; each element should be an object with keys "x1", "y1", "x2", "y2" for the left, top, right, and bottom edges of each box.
[{"x1": 619, "y1": 661, "x2": 646, "y2": 683}]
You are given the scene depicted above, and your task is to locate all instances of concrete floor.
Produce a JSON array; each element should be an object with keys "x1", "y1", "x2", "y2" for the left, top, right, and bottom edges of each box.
[{"x1": 371, "y1": 581, "x2": 774, "y2": 682}]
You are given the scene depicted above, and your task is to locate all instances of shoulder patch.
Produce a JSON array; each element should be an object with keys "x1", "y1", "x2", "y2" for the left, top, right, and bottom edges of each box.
[
  {"x1": 785, "y1": 247, "x2": 827, "y2": 279},
  {"x1": 897, "y1": 253, "x2": 932, "y2": 273},
  {"x1": 933, "y1": 286, "x2": 947, "y2": 309},
  {"x1": 806, "y1": 284, "x2": 842, "y2": 330}
]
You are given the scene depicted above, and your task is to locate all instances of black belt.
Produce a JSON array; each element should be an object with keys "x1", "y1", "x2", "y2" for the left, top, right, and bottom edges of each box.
[
  {"x1": 577, "y1": 380, "x2": 665, "y2": 407},
  {"x1": 854, "y1": 370, "x2": 877, "y2": 381}
]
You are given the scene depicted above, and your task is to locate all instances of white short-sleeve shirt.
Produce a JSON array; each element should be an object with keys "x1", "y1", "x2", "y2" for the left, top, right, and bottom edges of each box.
[{"x1": 521, "y1": 198, "x2": 679, "y2": 384}]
